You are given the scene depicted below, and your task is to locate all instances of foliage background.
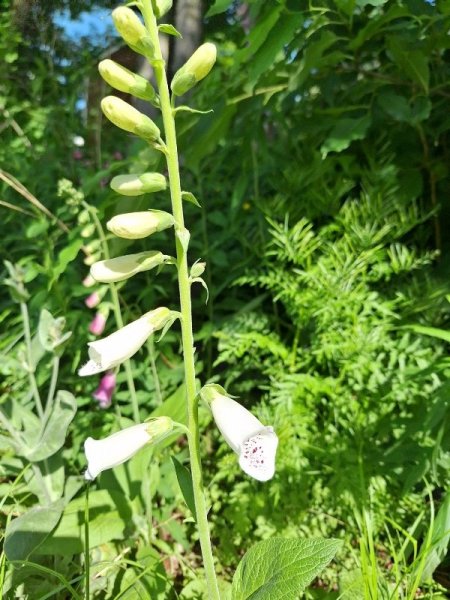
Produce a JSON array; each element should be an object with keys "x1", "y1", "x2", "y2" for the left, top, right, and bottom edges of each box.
[{"x1": 1, "y1": 0, "x2": 450, "y2": 597}]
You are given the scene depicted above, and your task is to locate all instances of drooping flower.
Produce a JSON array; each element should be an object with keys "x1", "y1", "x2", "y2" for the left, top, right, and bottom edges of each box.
[
  {"x1": 93, "y1": 371, "x2": 116, "y2": 408},
  {"x1": 200, "y1": 384, "x2": 278, "y2": 482},
  {"x1": 85, "y1": 291, "x2": 101, "y2": 309},
  {"x1": 84, "y1": 417, "x2": 173, "y2": 480},
  {"x1": 78, "y1": 307, "x2": 172, "y2": 376},
  {"x1": 106, "y1": 210, "x2": 174, "y2": 240},
  {"x1": 90, "y1": 251, "x2": 170, "y2": 283}
]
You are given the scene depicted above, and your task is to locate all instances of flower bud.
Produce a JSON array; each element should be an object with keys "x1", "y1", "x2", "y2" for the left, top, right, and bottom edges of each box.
[
  {"x1": 90, "y1": 251, "x2": 170, "y2": 283},
  {"x1": 110, "y1": 173, "x2": 167, "y2": 196},
  {"x1": 151, "y1": 0, "x2": 172, "y2": 17},
  {"x1": 84, "y1": 417, "x2": 174, "y2": 479},
  {"x1": 190, "y1": 261, "x2": 206, "y2": 278},
  {"x1": 98, "y1": 59, "x2": 156, "y2": 102},
  {"x1": 112, "y1": 7, "x2": 153, "y2": 55},
  {"x1": 80, "y1": 223, "x2": 95, "y2": 238},
  {"x1": 200, "y1": 384, "x2": 278, "y2": 482},
  {"x1": 93, "y1": 371, "x2": 116, "y2": 408},
  {"x1": 171, "y1": 43, "x2": 217, "y2": 96},
  {"x1": 106, "y1": 210, "x2": 174, "y2": 239},
  {"x1": 101, "y1": 96, "x2": 160, "y2": 141},
  {"x1": 79, "y1": 307, "x2": 172, "y2": 376}
]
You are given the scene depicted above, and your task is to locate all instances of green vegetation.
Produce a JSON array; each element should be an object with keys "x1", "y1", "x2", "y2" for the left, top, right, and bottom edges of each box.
[{"x1": 1, "y1": 0, "x2": 449, "y2": 598}]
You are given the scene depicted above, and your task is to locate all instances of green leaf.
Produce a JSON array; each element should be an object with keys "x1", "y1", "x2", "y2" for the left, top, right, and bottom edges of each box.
[
  {"x1": 5, "y1": 500, "x2": 65, "y2": 561},
  {"x1": 321, "y1": 115, "x2": 371, "y2": 157},
  {"x1": 158, "y1": 24, "x2": 182, "y2": 38},
  {"x1": 49, "y1": 236, "x2": 84, "y2": 289},
  {"x1": 420, "y1": 492, "x2": 450, "y2": 580},
  {"x1": 37, "y1": 489, "x2": 132, "y2": 555},
  {"x1": 231, "y1": 537, "x2": 342, "y2": 600},
  {"x1": 206, "y1": 0, "x2": 233, "y2": 17},
  {"x1": 378, "y1": 91, "x2": 411, "y2": 122},
  {"x1": 387, "y1": 37, "x2": 429, "y2": 93},
  {"x1": 21, "y1": 391, "x2": 77, "y2": 462},
  {"x1": 181, "y1": 191, "x2": 201, "y2": 207},
  {"x1": 171, "y1": 456, "x2": 197, "y2": 520},
  {"x1": 248, "y1": 13, "x2": 303, "y2": 86},
  {"x1": 174, "y1": 105, "x2": 213, "y2": 116},
  {"x1": 408, "y1": 324, "x2": 450, "y2": 343}
]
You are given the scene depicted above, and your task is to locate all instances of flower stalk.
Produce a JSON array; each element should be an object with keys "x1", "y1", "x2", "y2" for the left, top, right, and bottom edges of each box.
[{"x1": 139, "y1": 2, "x2": 220, "y2": 597}]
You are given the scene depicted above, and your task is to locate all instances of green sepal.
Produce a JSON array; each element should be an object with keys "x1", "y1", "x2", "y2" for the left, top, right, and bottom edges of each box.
[
  {"x1": 158, "y1": 24, "x2": 182, "y2": 38},
  {"x1": 181, "y1": 191, "x2": 201, "y2": 207},
  {"x1": 176, "y1": 227, "x2": 190, "y2": 253},
  {"x1": 191, "y1": 277, "x2": 209, "y2": 303}
]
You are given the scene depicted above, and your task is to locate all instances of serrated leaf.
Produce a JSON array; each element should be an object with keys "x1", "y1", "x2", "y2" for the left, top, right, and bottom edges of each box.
[
  {"x1": 321, "y1": 115, "x2": 371, "y2": 157},
  {"x1": 231, "y1": 537, "x2": 342, "y2": 600},
  {"x1": 172, "y1": 456, "x2": 196, "y2": 520},
  {"x1": 5, "y1": 500, "x2": 65, "y2": 561},
  {"x1": 158, "y1": 24, "x2": 182, "y2": 38},
  {"x1": 181, "y1": 191, "x2": 201, "y2": 207}
]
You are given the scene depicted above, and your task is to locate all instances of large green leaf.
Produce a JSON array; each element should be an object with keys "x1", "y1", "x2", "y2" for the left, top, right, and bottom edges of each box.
[
  {"x1": 321, "y1": 115, "x2": 371, "y2": 157},
  {"x1": 387, "y1": 36, "x2": 429, "y2": 92},
  {"x1": 5, "y1": 500, "x2": 65, "y2": 561},
  {"x1": 37, "y1": 489, "x2": 132, "y2": 555},
  {"x1": 231, "y1": 537, "x2": 342, "y2": 600},
  {"x1": 20, "y1": 390, "x2": 77, "y2": 462}
]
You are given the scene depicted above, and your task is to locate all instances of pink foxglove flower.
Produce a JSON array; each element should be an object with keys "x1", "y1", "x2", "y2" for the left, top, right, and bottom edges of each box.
[
  {"x1": 82, "y1": 274, "x2": 96, "y2": 288},
  {"x1": 89, "y1": 311, "x2": 107, "y2": 336},
  {"x1": 84, "y1": 418, "x2": 173, "y2": 480},
  {"x1": 85, "y1": 291, "x2": 101, "y2": 309},
  {"x1": 201, "y1": 384, "x2": 278, "y2": 482},
  {"x1": 93, "y1": 371, "x2": 116, "y2": 409}
]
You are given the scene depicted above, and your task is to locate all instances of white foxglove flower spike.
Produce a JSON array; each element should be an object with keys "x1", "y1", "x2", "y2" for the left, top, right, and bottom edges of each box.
[
  {"x1": 78, "y1": 307, "x2": 172, "y2": 376},
  {"x1": 200, "y1": 384, "x2": 278, "y2": 482},
  {"x1": 84, "y1": 417, "x2": 173, "y2": 480}
]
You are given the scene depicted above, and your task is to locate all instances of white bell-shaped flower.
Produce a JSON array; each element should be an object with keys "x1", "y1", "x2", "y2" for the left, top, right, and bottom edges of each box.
[
  {"x1": 78, "y1": 307, "x2": 171, "y2": 376},
  {"x1": 201, "y1": 384, "x2": 278, "y2": 482},
  {"x1": 84, "y1": 417, "x2": 173, "y2": 480}
]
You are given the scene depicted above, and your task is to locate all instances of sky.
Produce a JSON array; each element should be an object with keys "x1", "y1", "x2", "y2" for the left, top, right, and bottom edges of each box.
[{"x1": 53, "y1": 8, "x2": 116, "y2": 41}]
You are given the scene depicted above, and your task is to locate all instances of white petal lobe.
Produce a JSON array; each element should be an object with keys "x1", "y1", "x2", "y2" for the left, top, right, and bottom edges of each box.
[{"x1": 238, "y1": 427, "x2": 278, "y2": 482}]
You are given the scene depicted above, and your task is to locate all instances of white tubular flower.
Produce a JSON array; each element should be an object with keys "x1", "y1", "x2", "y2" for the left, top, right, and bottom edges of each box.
[
  {"x1": 90, "y1": 251, "x2": 170, "y2": 283},
  {"x1": 84, "y1": 417, "x2": 173, "y2": 480},
  {"x1": 106, "y1": 210, "x2": 174, "y2": 240},
  {"x1": 78, "y1": 307, "x2": 171, "y2": 376},
  {"x1": 201, "y1": 384, "x2": 278, "y2": 482}
]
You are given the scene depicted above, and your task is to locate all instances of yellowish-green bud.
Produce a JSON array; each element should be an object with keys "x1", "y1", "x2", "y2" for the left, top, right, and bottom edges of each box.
[
  {"x1": 190, "y1": 261, "x2": 206, "y2": 278},
  {"x1": 98, "y1": 59, "x2": 156, "y2": 102},
  {"x1": 101, "y1": 96, "x2": 160, "y2": 141},
  {"x1": 151, "y1": 0, "x2": 173, "y2": 17},
  {"x1": 106, "y1": 210, "x2": 174, "y2": 239},
  {"x1": 80, "y1": 223, "x2": 96, "y2": 238},
  {"x1": 110, "y1": 173, "x2": 167, "y2": 196},
  {"x1": 171, "y1": 42, "x2": 217, "y2": 96},
  {"x1": 90, "y1": 251, "x2": 170, "y2": 283},
  {"x1": 112, "y1": 7, "x2": 153, "y2": 55}
]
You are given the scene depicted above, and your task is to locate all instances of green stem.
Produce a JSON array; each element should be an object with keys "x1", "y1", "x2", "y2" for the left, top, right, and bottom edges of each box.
[
  {"x1": 140, "y1": 4, "x2": 220, "y2": 598},
  {"x1": 146, "y1": 337, "x2": 163, "y2": 405},
  {"x1": 84, "y1": 201, "x2": 140, "y2": 423},
  {"x1": 20, "y1": 301, "x2": 44, "y2": 419},
  {"x1": 44, "y1": 355, "x2": 60, "y2": 418}
]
